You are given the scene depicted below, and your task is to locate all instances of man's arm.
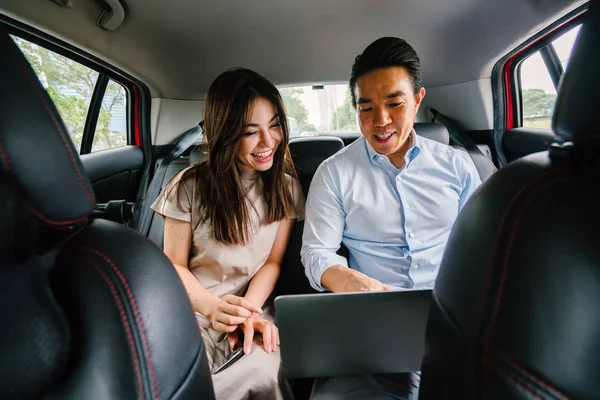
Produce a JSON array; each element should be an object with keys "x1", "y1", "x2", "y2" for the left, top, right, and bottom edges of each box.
[
  {"x1": 301, "y1": 163, "x2": 389, "y2": 292},
  {"x1": 458, "y1": 153, "x2": 483, "y2": 212}
]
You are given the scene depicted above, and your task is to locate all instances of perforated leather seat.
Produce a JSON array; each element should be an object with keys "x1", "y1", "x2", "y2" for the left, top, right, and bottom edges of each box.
[
  {"x1": 0, "y1": 27, "x2": 215, "y2": 399},
  {"x1": 419, "y1": 4, "x2": 600, "y2": 398}
]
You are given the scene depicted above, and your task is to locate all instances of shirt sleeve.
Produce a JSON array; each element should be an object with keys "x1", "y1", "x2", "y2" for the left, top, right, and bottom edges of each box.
[
  {"x1": 300, "y1": 162, "x2": 349, "y2": 292},
  {"x1": 150, "y1": 168, "x2": 194, "y2": 223},
  {"x1": 457, "y1": 152, "x2": 483, "y2": 212}
]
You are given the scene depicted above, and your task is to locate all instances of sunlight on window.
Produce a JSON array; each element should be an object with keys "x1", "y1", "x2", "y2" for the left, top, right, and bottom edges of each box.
[
  {"x1": 12, "y1": 36, "x2": 97, "y2": 150},
  {"x1": 520, "y1": 52, "x2": 557, "y2": 129},
  {"x1": 553, "y1": 25, "x2": 581, "y2": 71},
  {"x1": 279, "y1": 84, "x2": 358, "y2": 137}
]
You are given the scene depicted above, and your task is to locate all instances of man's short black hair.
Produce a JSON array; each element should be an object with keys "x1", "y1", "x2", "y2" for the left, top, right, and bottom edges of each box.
[{"x1": 349, "y1": 37, "x2": 423, "y2": 107}]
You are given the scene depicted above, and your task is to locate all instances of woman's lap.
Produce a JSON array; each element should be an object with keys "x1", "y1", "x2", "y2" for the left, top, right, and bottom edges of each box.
[{"x1": 199, "y1": 311, "x2": 288, "y2": 400}]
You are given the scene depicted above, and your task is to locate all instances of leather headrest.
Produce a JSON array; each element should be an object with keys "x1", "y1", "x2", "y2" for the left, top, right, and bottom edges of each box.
[
  {"x1": 414, "y1": 122, "x2": 450, "y2": 145},
  {"x1": 0, "y1": 27, "x2": 95, "y2": 226},
  {"x1": 289, "y1": 136, "x2": 344, "y2": 179},
  {"x1": 553, "y1": 3, "x2": 600, "y2": 143}
]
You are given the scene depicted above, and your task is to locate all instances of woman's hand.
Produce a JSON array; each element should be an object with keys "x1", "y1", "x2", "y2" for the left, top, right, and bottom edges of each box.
[
  {"x1": 206, "y1": 294, "x2": 262, "y2": 333},
  {"x1": 228, "y1": 315, "x2": 279, "y2": 355}
]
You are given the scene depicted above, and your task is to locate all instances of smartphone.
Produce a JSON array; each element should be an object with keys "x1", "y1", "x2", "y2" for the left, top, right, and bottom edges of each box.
[{"x1": 213, "y1": 347, "x2": 244, "y2": 375}]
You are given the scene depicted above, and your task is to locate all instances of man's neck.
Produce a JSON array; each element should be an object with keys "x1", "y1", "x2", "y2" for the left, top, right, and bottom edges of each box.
[{"x1": 386, "y1": 132, "x2": 413, "y2": 169}]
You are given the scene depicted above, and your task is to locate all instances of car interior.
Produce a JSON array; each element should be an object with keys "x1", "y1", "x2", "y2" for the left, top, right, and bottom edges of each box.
[{"x1": 0, "y1": 0, "x2": 598, "y2": 398}]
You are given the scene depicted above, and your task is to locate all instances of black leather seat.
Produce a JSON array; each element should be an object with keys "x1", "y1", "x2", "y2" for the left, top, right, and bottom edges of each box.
[
  {"x1": 414, "y1": 122, "x2": 450, "y2": 145},
  {"x1": 276, "y1": 136, "x2": 345, "y2": 298},
  {"x1": 147, "y1": 144, "x2": 207, "y2": 248},
  {"x1": 420, "y1": 4, "x2": 600, "y2": 399},
  {"x1": 289, "y1": 136, "x2": 345, "y2": 197},
  {"x1": 0, "y1": 27, "x2": 215, "y2": 399}
]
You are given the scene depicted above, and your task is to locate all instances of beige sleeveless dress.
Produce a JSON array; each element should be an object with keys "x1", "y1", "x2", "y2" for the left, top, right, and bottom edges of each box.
[{"x1": 152, "y1": 167, "x2": 304, "y2": 400}]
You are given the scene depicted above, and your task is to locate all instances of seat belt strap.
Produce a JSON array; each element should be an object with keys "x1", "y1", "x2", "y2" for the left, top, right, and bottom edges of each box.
[
  {"x1": 135, "y1": 124, "x2": 202, "y2": 236},
  {"x1": 430, "y1": 108, "x2": 497, "y2": 181}
]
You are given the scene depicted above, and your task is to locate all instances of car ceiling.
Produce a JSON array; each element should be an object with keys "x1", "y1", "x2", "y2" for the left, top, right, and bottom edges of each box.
[{"x1": 0, "y1": 0, "x2": 586, "y2": 100}]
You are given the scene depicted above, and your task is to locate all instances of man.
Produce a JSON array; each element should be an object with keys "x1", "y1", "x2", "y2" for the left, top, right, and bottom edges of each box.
[{"x1": 301, "y1": 37, "x2": 482, "y2": 398}]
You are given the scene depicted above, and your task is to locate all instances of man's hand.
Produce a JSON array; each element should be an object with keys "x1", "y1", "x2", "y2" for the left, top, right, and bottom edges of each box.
[
  {"x1": 321, "y1": 265, "x2": 391, "y2": 293},
  {"x1": 206, "y1": 294, "x2": 262, "y2": 333},
  {"x1": 227, "y1": 315, "x2": 279, "y2": 355}
]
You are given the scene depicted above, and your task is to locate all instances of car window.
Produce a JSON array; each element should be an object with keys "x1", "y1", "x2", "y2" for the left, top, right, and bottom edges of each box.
[
  {"x1": 279, "y1": 84, "x2": 358, "y2": 137},
  {"x1": 92, "y1": 80, "x2": 128, "y2": 152},
  {"x1": 12, "y1": 36, "x2": 129, "y2": 153},
  {"x1": 520, "y1": 52, "x2": 557, "y2": 129},
  {"x1": 553, "y1": 24, "x2": 581, "y2": 71},
  {"x1": 518, "y1": 24, "x2": 580, "y2": 129}
]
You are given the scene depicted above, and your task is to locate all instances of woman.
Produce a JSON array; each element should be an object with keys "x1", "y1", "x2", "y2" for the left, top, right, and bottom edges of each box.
[{"x1": 152, "y1": 68, "x2": 304, "y2": 399}]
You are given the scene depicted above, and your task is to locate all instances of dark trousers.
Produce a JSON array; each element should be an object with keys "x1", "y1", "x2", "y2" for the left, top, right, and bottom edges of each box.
[{"x1": 310, "y1": 372, "x2": 421, "y2": 400}]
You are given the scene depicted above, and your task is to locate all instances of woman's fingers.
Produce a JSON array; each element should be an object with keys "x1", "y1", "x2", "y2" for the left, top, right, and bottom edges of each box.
[
  {"x1": 262, "y1": 321, "x2": 272, "y2": 353},
  {"x1": 223, "y1": 295, "x2": 262, "y2": 314},
  {"x1": 228, "y1": 330, "x2": 239, "y2": 350},
  {"x1": 219, "y1": 302, "x2": 253, "y2": 319},
  {"x1": 272, "y1": 324, "x2": 279, "y2": 352},
  {"x1": 215, "y1": 310, "x2": 247, "y2": 326},
  {"x1": 243, "y1": 322, "x2": 255, "y2": 355},
  {"x1": 212, "y1": 321, "x2": 238, "y2": 333}
]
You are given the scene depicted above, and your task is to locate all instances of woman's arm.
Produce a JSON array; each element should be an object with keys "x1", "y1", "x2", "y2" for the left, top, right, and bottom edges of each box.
[
  {"x1": 163, "y1": 217, "x2": 260, "y2": 331},
  {"x1": 230, "y1": 218, "x2": 294, "y2": 354},
  {"x1": 244, "y1": 218, "x2": 295, "y2": 308}
]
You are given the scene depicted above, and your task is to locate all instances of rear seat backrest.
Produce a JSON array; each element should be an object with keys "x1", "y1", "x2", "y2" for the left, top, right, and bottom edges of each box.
[
  {"x1": 288, "y1": 136, "x2": 345, "y2": 197},
  {"x1": 414, "y1": 122, "x2": 449, "y2": 145},
  {"x1": 277, "y1": 136, "x2": 345, "y2": 296},
  {"x1": 147, "y1": 145, "x2": 207, "y2": 248}
]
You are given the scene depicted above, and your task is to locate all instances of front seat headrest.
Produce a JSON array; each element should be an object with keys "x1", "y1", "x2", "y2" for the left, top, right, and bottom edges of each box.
[
  {"x1": 553, "y1": 4, "x2": 600, "y2": 143},
  {"x1": 289, "y1": 136, "x2": 344, "y2": 195},
  {"x1": 414, "y1": 122, "x2": 450, "y2": 145},
  {"x1": 289, "y1": 136, "x2": 344, "y2": 177},
  {"x1": 0, "y1": 28, "x2": 96, "y2": 227}
]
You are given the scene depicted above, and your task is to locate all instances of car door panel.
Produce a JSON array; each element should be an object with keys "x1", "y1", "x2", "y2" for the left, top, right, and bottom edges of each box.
[
  {"x1": 503, "y1": 128, "x2": 556, "y2": 162},
  {"x1": 81, "y1": 145, "x2": 143, "y2": 203}
]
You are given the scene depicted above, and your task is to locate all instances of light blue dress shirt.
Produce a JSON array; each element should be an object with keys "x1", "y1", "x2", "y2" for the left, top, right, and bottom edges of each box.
[{"x1": 301, "y1": 132, "x2": 482, "y2": 291}]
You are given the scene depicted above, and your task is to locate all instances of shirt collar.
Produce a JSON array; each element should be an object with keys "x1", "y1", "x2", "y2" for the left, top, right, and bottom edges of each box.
[{"x1": 365, "y1": 129, "x2": 421, "y2": 166}]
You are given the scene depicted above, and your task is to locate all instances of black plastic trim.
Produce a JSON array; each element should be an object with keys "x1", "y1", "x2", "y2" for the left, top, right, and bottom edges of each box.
[
  {"x1": 540, "y1": 45, "x2": 563, "y2": 89},
  {"x1": 81, "y1": 74, "x2": 109, "y2": 154},
  {"x1": 503, "y1": 127, "x2": 558, "y2": 162},
  {"x1": 81, "y1": 146, "x2": 144, "y2": 183}
]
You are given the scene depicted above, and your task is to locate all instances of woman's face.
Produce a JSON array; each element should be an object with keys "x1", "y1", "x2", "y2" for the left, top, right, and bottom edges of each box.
[{"x1": 237, "y1": 97, "x2": 283, "y2": 172}]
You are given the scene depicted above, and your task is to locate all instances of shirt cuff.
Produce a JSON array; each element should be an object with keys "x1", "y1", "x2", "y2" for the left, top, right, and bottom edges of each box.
[{"x1": 303, "y1": 251, "x2": 349, "y2": 292}]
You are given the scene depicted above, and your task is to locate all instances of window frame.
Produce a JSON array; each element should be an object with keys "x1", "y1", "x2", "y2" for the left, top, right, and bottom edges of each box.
[
  {"x1": 490, "y1": 3, "x2": 587, "y2": 165},
  {"x1": 504, "y1": 7, "x2": 585, "y2": 131},
  {"x1": 1, "y1": 16, "x2": 145, "y2": 155},
  {"x1": 512, "y1": 23, "x2": 582, "y2": 130}
]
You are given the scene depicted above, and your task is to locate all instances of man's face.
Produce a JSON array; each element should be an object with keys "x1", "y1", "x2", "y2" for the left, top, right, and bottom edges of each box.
[{"x1": 355, "y1": 66, "x2": 425, "y2": 158}]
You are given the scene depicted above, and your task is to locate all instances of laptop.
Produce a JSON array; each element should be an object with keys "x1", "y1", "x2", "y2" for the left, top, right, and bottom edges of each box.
[{"x1": 274, "y1": 289, "x2": 431, "y2": 378}]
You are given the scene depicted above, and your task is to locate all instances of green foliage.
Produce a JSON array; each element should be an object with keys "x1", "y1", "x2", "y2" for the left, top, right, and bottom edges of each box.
[
  {"x1": 94, "y1": 82, "x2": 126, "y2": 151},
  {"x1": 280, "y1": 87, "x2": 309, "y2": 126},
  {"x1": 522, "y1": 88, "x2": 557, "y2": 118},
  {"x1": 13, "y1": 36, "x2": 125, "y2": 151},
  {"x1": 46, "y1": 86, "x2": 88, "y2": 148},
  {"x1": 331, "y1": 91, "x2": 357, "y2": 132}
]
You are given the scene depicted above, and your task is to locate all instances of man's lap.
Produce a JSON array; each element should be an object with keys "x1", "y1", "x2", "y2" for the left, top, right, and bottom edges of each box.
[{"x1": 310, "y1": 372, "x2": 420, "y2": 400}]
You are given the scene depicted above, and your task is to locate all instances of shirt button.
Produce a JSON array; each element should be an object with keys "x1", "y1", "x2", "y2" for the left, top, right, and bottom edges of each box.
[
  {"x1": 396, "y1": 176, "x2": 401, "y2": 181},
  {"x1": 405, "y1": 204, "x2": 411, "y2": 209},
  {"x1": 414, "y1": 264, "x2": 420, "y2": 269},
  {"x1": 408, "y1": 232, "x2": 415, "y2": 238}
]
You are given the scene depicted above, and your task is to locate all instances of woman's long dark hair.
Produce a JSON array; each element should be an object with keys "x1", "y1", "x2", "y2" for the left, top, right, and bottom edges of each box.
[{"x1": 165, "y1": 68, "x2": 298, "y2": 245}]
